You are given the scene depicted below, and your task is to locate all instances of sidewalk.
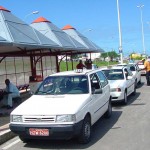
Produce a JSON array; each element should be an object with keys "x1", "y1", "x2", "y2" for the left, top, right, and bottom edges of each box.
[{"x1": 0, "y1": 90, "x2": 31, "y2": 145}]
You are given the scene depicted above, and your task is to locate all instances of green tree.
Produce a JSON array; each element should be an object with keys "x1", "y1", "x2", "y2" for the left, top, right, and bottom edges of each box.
[
  {"x1": 101, "y1": 52, "x2": 108, "y2": 61},
  {"x1": 108, "y1": 51, "x2": 119, "y2": 61}
]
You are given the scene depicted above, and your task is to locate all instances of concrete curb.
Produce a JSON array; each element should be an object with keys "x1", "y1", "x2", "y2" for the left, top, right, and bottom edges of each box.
[
  {"x1": 0, "y1": 91, "x2": 31, "y2": 145},
  {"x1": 0, "y1": 129, "x2": 16, "y2": 145}
]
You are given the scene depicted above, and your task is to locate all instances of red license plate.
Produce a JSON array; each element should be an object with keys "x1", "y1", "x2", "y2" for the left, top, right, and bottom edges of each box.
[{"x1": 29, "y1": 128, "x2": 49, "y2": 136}]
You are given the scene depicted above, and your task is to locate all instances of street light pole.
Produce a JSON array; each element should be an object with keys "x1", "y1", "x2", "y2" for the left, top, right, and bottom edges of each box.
[
  {"x1": 137, "y1": 5, "x2": 146, "y2": 55},
  {"x1": 24, "y1": 11, "x2": 39, "y2": 21},
  {"x1": 116, "y1": 0, "x2": 123, "y2": 64},
  {"x1": 82, "y1": 29, "x2": 92, "y2": 59}
]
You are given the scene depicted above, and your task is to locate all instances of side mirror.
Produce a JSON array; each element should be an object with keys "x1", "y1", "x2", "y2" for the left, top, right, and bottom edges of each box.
[
  {"x1": 92, "y1": 88, "x2": 103, "y2": 94},
  {"x1": 127, "y1": 76, "x2": 132, "y2": 80}
]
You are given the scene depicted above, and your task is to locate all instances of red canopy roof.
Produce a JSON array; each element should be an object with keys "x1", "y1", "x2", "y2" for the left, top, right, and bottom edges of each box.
[
  {"x1": 62, "y1": 25, "x2": 75, "y2": 30},
  {"x1": 0, "y1": 6, "x2": 10, "y2": 12},
  {"x1": 32, "y1": 17, "x2": 51, "y2": 23}
]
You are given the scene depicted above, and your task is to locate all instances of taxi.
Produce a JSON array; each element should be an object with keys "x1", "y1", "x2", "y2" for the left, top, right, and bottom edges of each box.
[
  {"x1": 10, "y1": 69, "x2": 112, "y2": 144},
  {"x1": 101, "y1": 66, "x2": 136, "y2": 105},
  {"x1": 137, "y1": 60, "x2": 146, "y2": 75},
  {"x1": 117, "y1": 63, "x2": 141, "y2": 87},
  {"x1": 127, "y1": 63, "x2": 141, "y2": 86}
]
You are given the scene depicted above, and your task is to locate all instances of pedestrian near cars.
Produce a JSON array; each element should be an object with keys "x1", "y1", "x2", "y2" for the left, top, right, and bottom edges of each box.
[
  {"x1": 141, "y1": 56, "x2": 150, "y2": 86},
  {"x1": 85, "y1": 59, "x2": 92, "y2": 69},
  {"x1": 76, "y1": 60, "x2": 86, "y2": 69},
  {"x1": 2, "y1": 79, "x2": 20, "y2": 109}
]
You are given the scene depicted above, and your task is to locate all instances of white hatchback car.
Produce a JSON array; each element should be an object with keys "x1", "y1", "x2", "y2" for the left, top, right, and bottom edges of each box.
[
  {"x1": 127, "y1": 63, "x2": 141, "y2": 86},
  {"x1": 117, "y1": 63, "x2": 141, "y2": 87},
  {"x1": 101, "y1": 66, "x2": 136, "y2": 104},
  {"x1": 10, "y1": 69, "x2": 112, "y2": 144},
  {"x1": 137, "y1": 60, "x2": 146, "y2": 75}
]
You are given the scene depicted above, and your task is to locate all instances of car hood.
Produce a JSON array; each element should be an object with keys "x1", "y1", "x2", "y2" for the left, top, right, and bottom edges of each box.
[
  {"x1": 11, "y1": 94, "x2": 91, "y2": 115},
  {"x1": 108, "y1": 80, "x2": 124, "y2": 88}
]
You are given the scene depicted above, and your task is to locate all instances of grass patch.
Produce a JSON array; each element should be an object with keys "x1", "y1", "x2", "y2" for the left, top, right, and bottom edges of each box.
[{"x1": 59, "y1": 61, "x2": 118, "y2": 71}]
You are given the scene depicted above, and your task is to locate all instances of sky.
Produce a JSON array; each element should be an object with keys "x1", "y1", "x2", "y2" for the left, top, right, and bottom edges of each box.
[{"x1": 1, "y1": 0, "x2": 150, "y2": 57}]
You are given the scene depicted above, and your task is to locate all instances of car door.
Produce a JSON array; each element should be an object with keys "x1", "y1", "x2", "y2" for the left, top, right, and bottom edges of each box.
[
  {"x1": 96, "y1": 71, "x2": 110, "y2": 103},
  {"x1": 135, "y1": 64, "x2": 141, "y2": 83},
  {"x1": 124, "y1": 68, "x2": 135, "y2": 95},
  {"x1": 89, "y1": 73, "x2": 105, "y2": 123}
]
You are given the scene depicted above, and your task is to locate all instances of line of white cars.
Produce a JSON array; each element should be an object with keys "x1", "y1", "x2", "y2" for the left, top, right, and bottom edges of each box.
[
  {"x1": 9, "y1": 63, "x2": 142, "y2": 144},
  {"x1": 101, "y1": 65, "x2": 137, "y2": 105},
  {"x1": 10, "y1": 69, "x2": 112, "y2": 144}
]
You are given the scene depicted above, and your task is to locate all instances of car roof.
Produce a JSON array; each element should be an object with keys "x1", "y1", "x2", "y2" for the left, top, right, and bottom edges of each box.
[
  {"x1": 101, "y1": 65, "x2": 126, "y2": 70},
  {"x1": 48, "y1": 69, "x2": 100, "y2": 76},
  {"x1": 117, "y1": 63, "x2": 127, "y2": 66}
]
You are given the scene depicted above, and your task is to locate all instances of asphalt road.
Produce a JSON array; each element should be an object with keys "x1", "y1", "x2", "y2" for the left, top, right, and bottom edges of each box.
[{"x1": 1, "y1": 76, "x2": 150, "y2": 150}]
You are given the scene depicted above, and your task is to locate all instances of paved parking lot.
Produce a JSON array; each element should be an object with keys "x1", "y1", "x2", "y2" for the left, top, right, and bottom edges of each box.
[{"x1": 1, "y1": 76, "x2": 150, "y2": 150}]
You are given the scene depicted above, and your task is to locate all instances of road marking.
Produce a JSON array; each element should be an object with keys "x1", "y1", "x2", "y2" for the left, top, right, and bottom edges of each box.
[{"x1": 2, "y1": 139, "x2": 20, "y2": 150}]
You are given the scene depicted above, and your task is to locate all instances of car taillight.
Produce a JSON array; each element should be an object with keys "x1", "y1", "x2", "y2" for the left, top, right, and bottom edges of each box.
[{"x1": 116, "y1": 88, "x2": 121, "y2": 92}]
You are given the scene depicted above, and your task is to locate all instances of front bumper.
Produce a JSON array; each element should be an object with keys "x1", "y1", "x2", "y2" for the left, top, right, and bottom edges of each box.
[
  {"x1": 111, "y1": 91, "x2": 124, "y2": 101},
  {"x1": 10, "y1": 121, "x2": 83, "y2": 140}
]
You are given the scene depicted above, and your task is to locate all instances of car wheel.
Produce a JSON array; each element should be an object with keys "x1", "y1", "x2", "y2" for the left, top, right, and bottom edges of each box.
[
  {"x1": 138, "y1": 78, "x2": 141, "y2": 84},
  {"x1": 123, "y1": 91, "x2": 127, "y2": 105},
  {"x1": 104, "y1": 98, "x2": 112, "y2": 118},
  {"x1": 19, "y1": 136, "x2": 30, "y2": 143},
  {"x1": 78, "y1": 115, "x2": 91, "y2": 144}
]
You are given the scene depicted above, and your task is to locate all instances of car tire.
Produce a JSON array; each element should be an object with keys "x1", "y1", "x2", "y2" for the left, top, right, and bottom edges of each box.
[
  {"x1": 123, "y1": 91, "x2": 127, "y2": 105},
  {"x1": 19, "y1": 136, "x2": 30, "y2": 143},
  {"x1": 138, "y1": 78, "x2": 141, "y2": 84},
  {"x1": 78, "y1": 115, "x2": 91, "y2": 144},
  {"x1": 104, "y1": 98, "x2": 112, "y2": 118}
]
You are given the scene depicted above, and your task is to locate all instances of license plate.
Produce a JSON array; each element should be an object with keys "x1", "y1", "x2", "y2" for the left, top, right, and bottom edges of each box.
[{"x1": 29, "y1": 128, "x2": 49, "y2": 136}]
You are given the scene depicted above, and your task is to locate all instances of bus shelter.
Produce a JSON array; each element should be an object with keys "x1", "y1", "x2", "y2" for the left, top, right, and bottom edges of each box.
[{"x1": 0, "y1": 6, "x2": 104, "y2": 92}]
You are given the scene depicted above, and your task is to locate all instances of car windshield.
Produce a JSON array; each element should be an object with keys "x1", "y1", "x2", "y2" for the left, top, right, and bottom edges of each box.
[
  {"x1": 127, "y1": 65, "x2": 136, "y2": 71},
  {"x1": 35, "y1": 75, "x2": 89, "y2": 95},
  {"x1": 102, "y1": 69, "x2": 124, "y2": 80}
]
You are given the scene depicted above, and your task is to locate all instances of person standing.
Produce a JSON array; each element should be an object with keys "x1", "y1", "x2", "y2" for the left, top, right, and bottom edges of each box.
[
  {"x1": 2, "y1": 79, "x2": 20, "y2": 109},
  {"x1": 142, "y1": 56, "x2": 150, "y2": 86},
  {"x1": 87, "y1": 59, "x2": 92, "y2": 69},
  {"x1": 76, "y1": 60, "x2": 86, "y2": 69}
]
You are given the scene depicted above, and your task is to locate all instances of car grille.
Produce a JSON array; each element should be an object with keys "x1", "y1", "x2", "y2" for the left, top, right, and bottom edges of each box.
[
  {"x1": 23, "y1": 116, "x2": 55, "y2": 123},
  {"x1": 112, "y1": 97, "x2": 118, "y2": 99}
]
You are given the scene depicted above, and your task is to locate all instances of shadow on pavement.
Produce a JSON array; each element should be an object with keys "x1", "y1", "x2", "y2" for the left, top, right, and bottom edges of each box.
[{"x1": 112, "y1": 91, "x2": 141, "y2": 109}]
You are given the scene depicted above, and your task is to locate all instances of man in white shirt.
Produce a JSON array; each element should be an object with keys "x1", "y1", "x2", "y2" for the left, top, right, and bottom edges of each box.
[{"x1": 2, "y1": 79, "x2": 20, "y2": 109}]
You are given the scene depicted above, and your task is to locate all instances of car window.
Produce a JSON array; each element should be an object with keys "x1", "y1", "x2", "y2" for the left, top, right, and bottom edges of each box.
[
  {"x1": 136, "y1": 64, "x2": 140, "y2": 70},
  {"x1": 124, "y1": 68, "x2": 133, "y2": 78},
  {"x1": 102, "y1": 69, "x2": 124, "y2": 80},
  {"x1": 35, "y1": 75, "x2": 89, "y2": 95},
  {"x1": 96, "y1": 71, "x2": 108, "y2": 87},
  {"x1": 90, "y1": 73, "x2": 101, "y2": 90},
  {"x1": 129, "y1": 65, "x2": 136, "y2": 71},
  {"x1": 126, "y1": 68, "x2": 133, "y2": 76}
]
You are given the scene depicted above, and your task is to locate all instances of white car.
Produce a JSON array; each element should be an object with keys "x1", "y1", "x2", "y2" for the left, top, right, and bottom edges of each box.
[
  {"x1": 137, "y1": 60, "x2": 146, "y2": 75},
  {"x1": 10, "y1": 69, "x2": 112, "y2": 144},
  {"x1": 127, "y1": 63, "x2": 141, "y2": 86},
  {"x1": 117, "y1": 63, "x2": 127, "y2": 67},
  {"x1": 101, "y1": 66, "x2": 136, "y2": 105},
  {"x1": 117, "y1": 63, "x2": 141, "y2": 87},
  {"x1": 92, "y1": 64, "x2": 98, "y2": 69}
]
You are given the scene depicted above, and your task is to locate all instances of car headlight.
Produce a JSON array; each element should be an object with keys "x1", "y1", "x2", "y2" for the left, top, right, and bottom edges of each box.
[
  {"x1": 56, "y1": 115, "x2": 76, "y2": 122},
  {"x1": 111, "y1": 88, "x2": 121, "y2": 92},
  {"x1": 11, "y1": 115, "x2": 22, "y2": 122}
]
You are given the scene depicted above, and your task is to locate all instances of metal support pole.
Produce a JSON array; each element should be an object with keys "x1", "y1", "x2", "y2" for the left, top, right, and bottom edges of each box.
[
  {"x1": 137, "y1": 5, "x2": 146, "y2": 54},
  {"x1": 117, "y1": 0, "x2": 123, "y2": 64}
]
